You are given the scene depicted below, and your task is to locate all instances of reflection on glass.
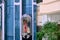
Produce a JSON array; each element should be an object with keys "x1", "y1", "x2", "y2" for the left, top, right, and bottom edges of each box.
[
  {"x1": 34, "y1": 5, "x2": 37, "y2": 40},
  {"x1": 22, "y1": 14, "x2": 32, "y2": 40},
  {"x1": 15, "y1": 0, "x2": 20, "y2": 2},
  {"x1": 0, "y1": 7, "x2": 2, "y2": 40},
  {"x1": 34, "y1": 0, "x2": 36, "y2": 2},
  {"x1": 0, "y1": 0, "x2": 2, "y2": 4},
  {"x1": 15, "y1": 5, "x2": 20, "y2": 40}
]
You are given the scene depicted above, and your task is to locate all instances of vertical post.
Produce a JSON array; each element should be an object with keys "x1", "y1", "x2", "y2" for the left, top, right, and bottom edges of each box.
[
  {"x1": 2, "y1": 3, "x2": 4, "y2": 40},
  {"x1": 32, "y1": 0, "x2": 34, "y2": 40},
  {"x1": 32, "y1": 0, "x2": 37, "y2": 40},
  {"x1": 20, "y1": 0, "x2": 22, "y2": 40},
  {"x1": 13, "y1": 1, "x2": 15, "y2": 40}
]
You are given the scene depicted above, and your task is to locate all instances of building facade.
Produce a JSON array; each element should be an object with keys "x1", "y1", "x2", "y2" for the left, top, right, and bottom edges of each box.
[
  {"x1": 37, "y1": 0, "x2": 60, "y2": 26},
  {"x1": 0, "y1": 0, "x2": 37, "y2": 40}
]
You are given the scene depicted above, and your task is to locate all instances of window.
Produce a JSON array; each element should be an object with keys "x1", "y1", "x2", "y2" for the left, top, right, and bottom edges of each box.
[
  {"x1": 34, "y1": 0, "x2": 36, "y2": 2},
  {"x1": 5, "y1": 6, "x2": 14, "y2": 40},
  {"x1": 33, "y1": 5, "x2": 37, "y2": 40},
  {"x1": 26, "y1": 6, "x2": 32, "y2": 14},
  {"x1": 15, "y1": 0, "x2": 20, "y2": 2},
  {"x1": 22, "y1": 14, "x2": 32, "y2": 40},
  {"x1": 15, "y1": 5, "x2": 20, "y2": 40}
]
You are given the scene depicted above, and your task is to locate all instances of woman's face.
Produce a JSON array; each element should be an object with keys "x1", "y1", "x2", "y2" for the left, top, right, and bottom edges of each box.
[{"x1": 23, "y1": 20, "x2": 27, "y2": 24}]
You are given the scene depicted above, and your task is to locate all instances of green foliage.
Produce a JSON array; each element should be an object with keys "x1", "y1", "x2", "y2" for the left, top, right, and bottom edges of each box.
[
  {"x1": 37, "y1": 0, "x2": 40, "y2": 3},
  {"x1": 37, "y1": 0, "x2": 42, "y2": 3},
  {"x1": 36, "y1": 22, "x2": 60, "y2": 40},
  {"x1": 43, "y1": 22, "x2": 58, "y2": 34},
  {"x1": 36, "y1": 31, "x2": 44, "y2": 40}
]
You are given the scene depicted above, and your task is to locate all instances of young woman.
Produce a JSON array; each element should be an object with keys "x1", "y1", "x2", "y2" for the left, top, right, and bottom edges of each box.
[{"x1": 22, "y1": 14, "x2": 32, "y2": 40}]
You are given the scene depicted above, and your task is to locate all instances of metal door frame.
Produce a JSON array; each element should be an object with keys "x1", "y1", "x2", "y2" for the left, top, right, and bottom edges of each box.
[
  {"x1": 0, "y1": 3, "x2": 5, "y2": 40},
  {"x1": 20, "y1": 0, "x2": 35, "y2": 40}
]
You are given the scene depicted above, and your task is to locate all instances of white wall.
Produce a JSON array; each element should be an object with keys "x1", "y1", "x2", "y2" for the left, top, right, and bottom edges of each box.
[
  {"x1": 40, "y1": 1, "x2": 60, "y2": 14},
  {"x1": 42, "y1": 15, "x2": 48, "y2": 25},
  {"x1": 37, "y1": 16, "x2": 42, "y2": 26},
  {"x1": 37, "y1": 15, "x2": 48, "y2": 26},
  {"x1": 43, "y1": 0, "x2": 56, "y2": 3},
  {"x1": 37, "y1": 14, "x2": 60, "y2": 26},
  {"x1": 48, "y1": 14, "x2": 60, "y2": 24}
]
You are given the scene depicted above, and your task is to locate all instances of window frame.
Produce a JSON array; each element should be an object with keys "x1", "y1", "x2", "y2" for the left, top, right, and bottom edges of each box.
[{"x1": 0, "y1": 3, "x2": 5, "y2": 40}]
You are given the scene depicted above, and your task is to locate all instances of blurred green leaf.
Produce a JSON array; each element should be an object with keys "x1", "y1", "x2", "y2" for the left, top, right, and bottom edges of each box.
[{"x1": 36, "y1": 22, "x2": 60, "y2": 40}]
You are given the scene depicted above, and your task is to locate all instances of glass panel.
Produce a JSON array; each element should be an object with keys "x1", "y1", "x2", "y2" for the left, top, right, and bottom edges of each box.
[
  {"x1": 22, "y1": 0, "x2": 26, "y2": 15},
  {"x1": 15, "y1": 5, "x2": 20, "y2": 40},
  {"x1": 22, "y1": 14, "x2": 32, "y2": 40},
  {"x1": 7, "y1": 6, "x2": 14, "y2": 36},
  {"x1": 15, "y1": 0, "x2": 20, "y2": 2},
  {"x1": 26, "y1": 0, "x2": 32, "y2": 6},
  {"x1": 7, "y1": 0, "x2": 14, "y2": 6},
  {"x1": 0, "y1": 7, "x2": 2, "y2": 40},
  {"x1": 0, "y1": 0, "x2": 2, "y2": 4},
  {"x1": 34, "y1": 0, "x2": 36, "y2": 2},
  {"x1": 33, "y1": 5, "x2": 37, "y2": 40},
  {"x1": 26, "y1": 0, "x2": 32, "y2": 14},
  {"x1": 5, "y1": 6, "x2": 14, "y2": 40},
  {"x1": 22, "y1": 0, "x2": 32, "y2": 40},
  {"x1": 26, "y1": 6, "x2": 32, "y2": 14},
  {"x1": 7, "y1": 36, "x2": 13, "y2": 40}
]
